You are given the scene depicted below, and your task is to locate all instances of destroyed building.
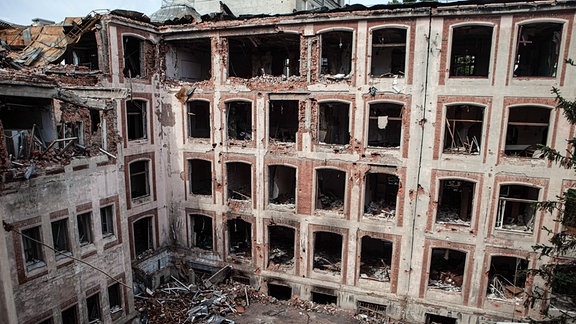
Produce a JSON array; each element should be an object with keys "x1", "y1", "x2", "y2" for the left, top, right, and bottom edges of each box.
[{"x1": 0, "y1": 0, "x2": 576, "y2": 323}]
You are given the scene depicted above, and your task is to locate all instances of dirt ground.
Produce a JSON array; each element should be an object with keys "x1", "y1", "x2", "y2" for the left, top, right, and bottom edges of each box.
[{"x1": 229, "y1": 302, "x2": 363, "y2": 324}]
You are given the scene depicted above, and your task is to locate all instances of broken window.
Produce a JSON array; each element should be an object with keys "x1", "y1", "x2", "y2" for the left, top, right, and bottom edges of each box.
[
  {"x1": 100, "y1": 205, "x2": 114, "y2": 237},
  {"x1": 123, "y1": 36, "x2": 143, "y2": 78},
  {"x1": 487, "y1": 256, "x2": 528, "y2": 301},
  {"x1": 268, "y1": 165, "x2": 296, "y2": 206},
  {"x1": 57, "y1": 121, "x2": 84, "y2": 146},
  {"x1": 166, "y1": 39, "x2": 211, "y2": 81},
  {"x1": 321, "y1": 31, "x2": 353, "y2": 76},
  {"x1": 318, "y1": 102, "x2": 350, "y2": 145},
  {"x1": 364, "y1": 173, "x2": 399, "y2": 219},
  {"x1": 61, "y1": 305, "x2": 79, "y2": 324},
  {"x1": 551, "y1": 265, "x2": 576, "y2": 310},
  {"x1": 428, "y1": 248, "x2": 467, "y2": 292},
  {"x1": 360, "y1": 236, "x2": 392, "y2": 282},
  {"x1": 86, "y1": 293, "x2": 101, "y2": 323},
  {"x1": 368, "y1": 103, "x2": 402, "y2": 148},
  {"x1": 108, "y1": 283, "x2": 123, "y2": 314},
  {"x1": 514, "y1": 23, "x2": 563, "y2": 77},
  {"x1": 425, "y1": 314, "x2": 457, "y2": 324},
  {"x1": 22, "y1": 226, "x2": 45, "y2": 271},
  {"x1": 311, "y1": 291, "x2": 338, "y2": 305},
  {"x1": 269, "y1": 100, "x2": 298, "y2": 142},
  {"x1": 228, "y1": 218, "x2": 251, "y2": 259},
  {"x1": 227, "y1": 162, "x2": 252, "y2": 200},
  {"x1": 268, "y1": 225, "x2": 295, "y2": 269},
  {"x1": 126, "y1": 100, "x2": 147, "y2": 141},
  {"x1": 356, "y1": 301, "x2": 387, "y2": 322},
  {"x1": 189, "y1": 159, "x2": 212, "y2": 196},
  {"x1": 190, "y1": 214, "x2": 213, "y2": 250},
  {"x1": 187, "y1": 101, "x2": 210, "y2": 138},
  {"x1": 228, "y1": 34, "x2": 300, "y2": 78},
  {"x1": 371, "y1": 28, "x2": 406, "y2": 77},
  {"x1": 77, "y1": 212, "x2": 93, "y2": 246},
  {"x1": 313, "y1": 231, "x2": 343, "y2": 274},
  {"x1": 63, "y1": 30, "x2": 99, "y2": 70},
  {"x1": 505, "y1": 106, "x2": 550, "y2": 158},
  {"x1": 450, "y1": 26, "x2": 493, "y2": 77},
  {"x1": 51, "y1": 219, "x2": 70, "y2": 259},
  {"x1": 436, "y1": 179, "x2": 475, "y2": 225},
  {"x1": 227, "y1": 101, "x2": 252, "y2": 140},
  {"x1": 133, "y1": 217, "x2": 153, "y2": 257},
  {"x1": 444, "y1": 104, "x2": 484, "y2": 154},
  {"x1": 268, "y1": 283, "x2": 292, "y2": 300},
  {"x1": 129, "y1": 160, "x2": 150, "y2": 200},
  {"x1": 316, "y1": 169, "x2": 345, "y2": 212},
  {"x1": 496, "y1": 185, "x2": 539, "y2": 232}
]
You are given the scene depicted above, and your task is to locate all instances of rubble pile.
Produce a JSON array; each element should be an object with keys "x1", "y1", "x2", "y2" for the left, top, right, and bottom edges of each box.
[
  {"x1": 313, "y1": 252, "x2": 341, "y2": 273},
  {"x1": 428, "y1": 271, "x2": 463, "y2": 292},
  {"x1": 318, "y1": 194, "x2": 344, "y2": 211},
  {"x1": 360, "y1": 262, "x2": 391, "y2": 282},
  {"x1": 364, "y1": 201, "x2": 396, "y2": 219},
  {"x1": 436, "y1": 208, "x2": 470, "y2": 225}
]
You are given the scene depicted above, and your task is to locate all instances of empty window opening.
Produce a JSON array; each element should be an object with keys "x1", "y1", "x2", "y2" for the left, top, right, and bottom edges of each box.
[
  {"x1": 311, "y1": 291, "x2": 338, "y2": 305},
  {"x1": 356, "y1": 301, "x2": 387, "y2": 321},
  {"x1": 38, "y1": 318, "x2": 53, "y2": 324},
  {"x1": 268, "y1": 283, "x2": 292, "y2": 300},
  {"x1": 77, "y1": 212, "x2": 93, "y2": 246},
  {"x1": 436, "y1": 180, "x2": 475, "y2": 225},
  {"x1": 189, "y1": 159, "x2": 212, "y2": 195},
  {"x1": 321, "y1": 31, "x2": 353, "y2": 76},
  {"x1": 89, "y1": 109, "x2": 101, "y2": 135},
  {"x1": 450, "y1": 26, "x2": 493, "y2": 77},
  {"x1": 268, "y1": 225, "x2": 295, "y2": 269},
  {"x1": 227, "y1": 101, "x2": 252, "y2": 140},
  {"x1": 364, "y1": 173, "x2": 399, "y2": 219},
  {"x1": 505, "y1": 106, "x2": 550, "y2": 158},
  {"x1": 86, "y1": 294, "x2": 101, "y2": 323},
  {"x1": 108, "y1": 283, "x2": 123, "y2": 314},
  {"x1": 496, "y1": 185, "x2": 539, "y2": 232},
  {"x1": 227, "y1": 162, "x2": 252, "y2": 200},
  {"x1": 100, "y1": 205, "x2": 114, "y2": 237},
  {"x1": 428, "y1": 248, "x2": 467, "y2": 292},
  {"x1": 228, "y1": 218, "x2": 252, "y2": 259},
  {"x1": 190, "y1": 214, "x2": 213, "y2": 250},
  {"x1": 318, "y1": 102, "x2": 350, "y2": 145},
  {"x1": 316, "y1": 169, "x2": 346, "y2": 212},
  {"x1": 51, "y1": 219, "x2": 70, "y2": 260},
  {"x1": 360, "y1": 237, "x2": 392, "y2": 282},
  {"x1": 444, "y1": 105, "x2": 484, "y2": 154},
  {"x1": 371, "y1": 28, "x2": 406, "y2": 77},
  {"x1": 563, "y1": 189, "x2": 576, "y2": 228},
  {"x1": 425, "y1": 314, "x2": 457, "y2": 324},
  {"x1": 133, "y1": 217, "x2": 153, "y2": 257},
  {"x1": 166, "y1": 39, "x2": 211, "y2": 81},
  {"x1": 269, "y1": 100, "x2": 299, "y2": 142},
  {"x1": 551, "y1": 265, "x2": 576, "y2": 310},
  {"x1": 61, "y1": 305, "x2": 79, "y2": 324},
  {"x1": 123, "y1": 36, "x2": 143, "y2": 78},
  {"x1": 129, "y1": 160, "x2": 150, "y2": 200},
  {"x1": 56, "y1": 121, "x2": 84, "y2": 148},
  {"x1": 368, "y1": 103, "x2": 402, "y2": 148},
  {"x1": 228, "y1": 34, "x2": 300, "y2": 79},
  {"x1": 187, "y1": 101, "x2": 210, "y2": 138},
  {"x1": 487, "y1": 256, "x2": 528, "y2": 301},
  {"x1": 514, "y1": 23, "x2": 563, "y2": 77},
  {"x1": 269, "y1": 165, "x2": 296, "y2": 206},
  {"x1": 22, "y1": 226, "x2": 45, "y2": 271},
  {"x1": 63, "y1": 30, "x2": 99, "y2": 70},
  {"x1": 126, "y1": 100, "x2": 147, "y2": 141},
  {"x1": 313, "y1": 231, "x2": 343, "y2": 274}
]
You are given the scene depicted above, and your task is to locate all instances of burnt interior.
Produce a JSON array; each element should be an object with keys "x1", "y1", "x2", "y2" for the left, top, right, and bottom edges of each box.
[
  {"x1": 228, "y1": 33, "x2": 300, "y2": 78},
  {"x1": 63, "y1": 30, "x2": 99, "y2": 70},
  {"x1": 227, "y1": 101, "x2": 252, "y2": 140},
  {"x1": 313, "y1": 231, "x2": 342, "y2": 274},
  {"x1": 368, "y1": 103, "x2": 402, "y2": 148},
  {"x1": 269, "y1": 100, "x2": 298, "y2": 142},
  {"x1": 318, "y1": 101, "x2": 350, "y2": 145},
  {"x1": 311, "y1": 291, "x2": 337, "y2": 305},
  {"x1": 133, "y1": 216, "x2": 152, "y2": 257},
  {"x1": 505, "y1": 106, "x2": 550, "y2": 157},
  {"x1": 436, "y1": 179, "x2": 475, "y2": 225},
  {"x1": 268, "y1": 165, "x2": 296, "y2": 205},
  {"x1": 360, "y1": 236, "x2": 392, "y2": 282},
  {"x1": 268, "y1": 283, "x2": 292, "y2": 300},
  {"x1": 228, "y1": 218, "x2": 251, "y2": 258},
  {"x1": 364, "y1": 173, "x2": 399, "y2": 218},
  {"x1": 321, "y1": 31, "x2": 353, "y2": 76},
  {"x1": 123, "y1": 35, "x2": 143, "y2": 78},
  {"x1": 450, "y1": 26, "x2": 492, "y2": 77},
  {"x1": 190, "y1": 214, "x2": 213, "y2": 250},
  {"x1": 515, "y1": 23, "x2": 563, "y2": 77},
  {"x1": 487, "y1": 256, "x2": 528, "y2": 299},
  {"x1": 428, "y1": 248, "x2": 466, "y2": 292},
  {"x1": 371, "y1": 28, "x2": 406, "y2": 77},
  {"x1": 497, "y1": 185, "x2": 539, "y2": 232},
  {"x1": 189, "y1": 159, "x2": 212, "y2": 195},
  {"x1": 226, "y1": 162, "x2": 251, "y2": 200},
  {"x1": 187, "y1": 100, "x2": 210, "y2": 138},
  {"x1": 268, "y1": 225, "x2": 295, "y2": 268},
  {"x1": 316, "y1": 168, "x2": 345, "y2": 211},
  {"x1": 444, "y1": 104, "x2": 483, "y2": 154},
  {"x1": 166, "y1": 38, "x2": 211, "y2": 81}
]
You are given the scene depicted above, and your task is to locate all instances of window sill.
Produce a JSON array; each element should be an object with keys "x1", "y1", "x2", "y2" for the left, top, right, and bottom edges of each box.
[
  {"x1": 26, "y1": 260, "x2": 47, "y2": 272},
  {"x1": 55, "y1": 251, "x2": 72, "y2": 261},
  {"x1": 131, "y1": 195, "x2": 151, "y2": 205}
]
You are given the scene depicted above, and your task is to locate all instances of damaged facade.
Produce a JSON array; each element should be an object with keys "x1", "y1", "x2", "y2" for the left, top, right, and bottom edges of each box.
[{"x1": 0, "y1": 0, "x2": 576, "y2": 323}]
